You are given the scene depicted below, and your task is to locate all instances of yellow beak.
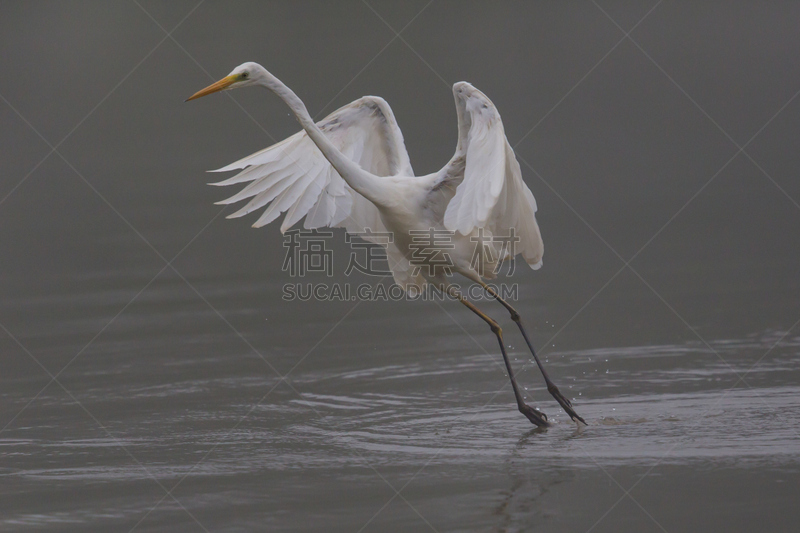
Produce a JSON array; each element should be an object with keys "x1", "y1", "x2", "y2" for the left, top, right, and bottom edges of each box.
[{"x1": 185, "y1": 74, "x2": 239, "y2": 102}]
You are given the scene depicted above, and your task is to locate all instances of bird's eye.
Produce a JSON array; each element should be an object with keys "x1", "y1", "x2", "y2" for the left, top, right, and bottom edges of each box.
[{"x1": 241, "y1": 72, "x2": 249, "y2": 80}]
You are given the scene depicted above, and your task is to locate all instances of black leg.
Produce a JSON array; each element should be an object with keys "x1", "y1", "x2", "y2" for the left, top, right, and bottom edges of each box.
[
  {"x1": 445, "y1": 285, "x2": 549, "y2": 427},
  {"x1": 478, "y1": 281, "x2": 586, "y2": 425}
]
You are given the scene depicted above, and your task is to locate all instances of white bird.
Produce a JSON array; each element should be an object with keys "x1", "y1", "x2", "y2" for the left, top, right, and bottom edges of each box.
[{"x1": 187, "y1": 62, "x2": 585, "y2": 426}]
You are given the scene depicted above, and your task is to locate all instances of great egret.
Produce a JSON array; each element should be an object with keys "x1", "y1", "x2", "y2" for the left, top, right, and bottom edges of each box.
[{"x1": 187, "y1": 62, "x2": 585, "y2": 427}]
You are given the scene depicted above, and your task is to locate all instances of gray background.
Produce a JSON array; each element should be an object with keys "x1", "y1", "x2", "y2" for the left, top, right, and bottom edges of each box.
[{"x1": 1, "y1": 1, "x2": 799, "y2": 532}]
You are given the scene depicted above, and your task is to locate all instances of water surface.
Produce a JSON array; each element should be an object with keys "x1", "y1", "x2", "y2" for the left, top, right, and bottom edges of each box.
[{"x1": 2, "y1": 2, "x2": 800, "y2": 532}]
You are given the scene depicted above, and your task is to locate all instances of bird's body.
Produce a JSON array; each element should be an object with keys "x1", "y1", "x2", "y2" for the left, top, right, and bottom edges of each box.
[{"x1": 188, "y1": 62, "x2": 585, "y2": 427}]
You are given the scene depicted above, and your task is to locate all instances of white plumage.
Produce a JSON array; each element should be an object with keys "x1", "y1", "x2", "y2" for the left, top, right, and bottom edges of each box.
[
  {"x1": 187, "y1": 63, "x2": 586, "y2": 427},
  {"x1": 203, "y1": 72, "x2": 542, "y2": 291}
]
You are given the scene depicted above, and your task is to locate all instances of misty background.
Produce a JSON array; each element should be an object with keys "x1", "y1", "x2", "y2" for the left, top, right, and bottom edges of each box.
[{"x1": 1, "y1": 2, "x2": 799, "y2": 532}]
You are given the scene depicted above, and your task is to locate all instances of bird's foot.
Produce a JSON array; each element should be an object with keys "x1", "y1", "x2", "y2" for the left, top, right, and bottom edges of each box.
[
  {"x1": 519, "y1": 404, "x2": 550, "y2": 427},
  {"x1": 547, "y1": 385, "x2": 587, "y2": 425}
]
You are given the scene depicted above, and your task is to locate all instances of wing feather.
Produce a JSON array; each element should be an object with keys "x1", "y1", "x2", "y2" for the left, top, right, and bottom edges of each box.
[
  {"x1": 212, "y1": 96, "x2": 412, "y2": 232},
  {"x1": 442, "y1": 84, "x2": 543, "y2": 269},
  {"x1": 210, "y1": 95, "x2": 425, "y2": 290}
]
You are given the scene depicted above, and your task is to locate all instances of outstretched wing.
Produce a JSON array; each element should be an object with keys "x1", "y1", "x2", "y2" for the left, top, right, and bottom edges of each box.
[
  {"x1": 210, "y1": 96, "x2": 413, "y2": 234},
  {"x1": 442, "y1": 84, "x2": 543, "y2": 269},
  {"x1": 210, "y1": 96, "x2": 426, "y2": 290}
]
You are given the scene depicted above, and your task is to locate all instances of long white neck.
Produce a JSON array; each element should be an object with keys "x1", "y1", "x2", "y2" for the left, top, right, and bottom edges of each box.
[{"x1": 254, "y1": 66, "x2": 391, "y2": 207}]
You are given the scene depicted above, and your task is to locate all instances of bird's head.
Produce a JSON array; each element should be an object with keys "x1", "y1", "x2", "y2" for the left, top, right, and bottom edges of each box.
[{"x1": 186, "y1": 62, "x2": 263, "y2": 101}]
